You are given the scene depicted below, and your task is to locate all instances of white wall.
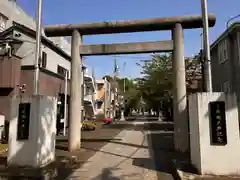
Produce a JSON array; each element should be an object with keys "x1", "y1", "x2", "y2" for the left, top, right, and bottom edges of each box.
[
  {"x1": 50, "y1": 37, "x2": 71, "y2": 55},
  {"x1": 8, "y1": 95, "x2": 57, "y2": 167},
  {"x1": 189, "y1": 92, "x2": 240, "y2": 175}
]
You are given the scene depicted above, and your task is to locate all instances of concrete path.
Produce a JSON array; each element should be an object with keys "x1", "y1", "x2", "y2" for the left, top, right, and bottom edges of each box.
[{"x1": 67, "y1": 129, "x2": 158, "y2": 180}]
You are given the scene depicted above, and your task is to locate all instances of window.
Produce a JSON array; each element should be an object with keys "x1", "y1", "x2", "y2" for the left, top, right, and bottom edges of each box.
[
  {"x1": 41, "y1": 51, "x2": 47, "y2": 68},
  {"x1": 0, "y1": 13, "x2": 8, "y2": 32},
  {"x1": 218, "y1": 39, "x2": 228, "y2": 64},
  {"x1": 57, "y1": 65, "x2": 67, "y2": 77},
  {"x1": 221, "y1": 81, "x2": 230, "y2": 92}
]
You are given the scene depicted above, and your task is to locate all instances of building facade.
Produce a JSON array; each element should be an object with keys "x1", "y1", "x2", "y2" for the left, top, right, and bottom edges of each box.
[
  {"x1": 94, "y1": 79, "x2": 115, "y2": 119},
  {"x1": 0, "y1": 0, "x2": 71, "y2": 54},
  {"x1": 0, "y1": 0, "x2": 96, "y2": 136},
  {"x1": 83, "y1": 67, "x2": 97, "y2": 118},
  {"x1": 210, "y1": 22, "x2": 240, "y2": 105}
]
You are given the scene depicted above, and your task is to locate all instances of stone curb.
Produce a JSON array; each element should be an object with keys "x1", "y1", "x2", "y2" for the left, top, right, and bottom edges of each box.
[
  {"x1": 176, "y1": 169, "x2": 184, "y2": 179},
  {"x1": 176, "y1": 169, "x2": 196, "y2": 180},
  {"x1": 175, "y1": 168, "x2": 240, "y2": 180}
]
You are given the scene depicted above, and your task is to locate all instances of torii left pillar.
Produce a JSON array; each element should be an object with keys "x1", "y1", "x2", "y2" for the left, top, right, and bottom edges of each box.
[
  {"x1": 68, "y1": 30, "x2": 83, "y2": 152},
  {"x1": 172, "y1": 23, "x2": 189, "y2": 153}
]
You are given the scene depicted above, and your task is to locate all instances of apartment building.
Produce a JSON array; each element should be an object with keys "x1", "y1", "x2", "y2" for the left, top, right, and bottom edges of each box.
[
  {"x1": 210, "y1": 22, "x2": 240, "y2": 103},
  {"x1": 95, "y1": 80, "x2": 106, "y2": 115},
  {"x1": 83, "y1": 67, "x2": 97, "y2": 118},
  {"x1": 0, "y1": 0, "x2": 71, "y2": 53},
  {"x1": 0, "y1": 0, "x2": 96, "y2": 132},
  {"x1": 95, "y1": 79, "x2": 116, "y2": 119}
]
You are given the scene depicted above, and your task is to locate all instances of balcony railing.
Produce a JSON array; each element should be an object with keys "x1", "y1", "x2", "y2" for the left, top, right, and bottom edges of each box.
[
  {"x1": 84, "y1": 65, "x2": 97, "y2": 96},
  {"x1": 84, "y1": 94, "x2": 93, "y2": 102}
]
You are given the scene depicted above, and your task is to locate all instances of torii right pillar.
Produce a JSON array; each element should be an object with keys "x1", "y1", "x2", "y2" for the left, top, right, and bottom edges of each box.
[{"x1": 172, "y1": 23, "x2": 189, "y2": 153}]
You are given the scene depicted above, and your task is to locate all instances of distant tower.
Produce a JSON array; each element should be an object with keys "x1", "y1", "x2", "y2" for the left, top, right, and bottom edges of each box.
[{"x1": 114, "y1": 57, "x2": 119, "y2": 77}]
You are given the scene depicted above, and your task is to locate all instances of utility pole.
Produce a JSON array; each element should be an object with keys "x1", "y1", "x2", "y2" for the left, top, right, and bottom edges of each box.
[
  {"x1": 63, "y1": 70, "x2": 68, "y2": 136},
  {"x1": 200, "y1": 33, "x2": 205, "y2": 92},
  {"x1": 113, "y1": 57, "x2": 118, "y2": 119},
  {"x1": 201, "y1": 0, "x2": 212, "y2": 92},
  {"x1": 120, "y1": 62, "x2": 126, "y2": 121},
  {"x1": 104, "y1": 77, "x2": 108, "y2": 118},
  {"x1": 123, "y1": 62, "x2": 126, "y2": 93},
  {"x1": 34, "y1": 0, "x2": 43, "y2": 95}
]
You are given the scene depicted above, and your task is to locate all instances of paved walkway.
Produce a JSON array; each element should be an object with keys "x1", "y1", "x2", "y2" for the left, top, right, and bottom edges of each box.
[
  {"x1": 0, "y1": 120, "x2": 178, "y2": 180},
  {"x1": 67, "y1": 129, "x2": 158, "y2": 180}
]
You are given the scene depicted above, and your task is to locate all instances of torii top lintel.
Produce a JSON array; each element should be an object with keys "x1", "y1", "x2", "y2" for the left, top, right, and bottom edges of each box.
[{"x1": 44, "y1": 14, "x2": 216, "y2": 37}]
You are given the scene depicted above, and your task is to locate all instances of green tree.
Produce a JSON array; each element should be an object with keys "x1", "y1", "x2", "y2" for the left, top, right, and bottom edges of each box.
[
  {"x1": 136, "y1": 54, "x2": 173, "y2": 111},
  {"x1": 136, "y1": 53, "x2": 202, "y2": 111}
]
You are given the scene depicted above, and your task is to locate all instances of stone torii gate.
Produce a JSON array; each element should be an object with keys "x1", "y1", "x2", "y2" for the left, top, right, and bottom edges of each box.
[{"x1": 44, "y1": 14, "x2": 216, "y2": 153}]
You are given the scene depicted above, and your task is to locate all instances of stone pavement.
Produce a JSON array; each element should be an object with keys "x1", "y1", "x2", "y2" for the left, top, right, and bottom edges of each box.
[
  {"x1": 67, "y1": 129, "x2": 159, "y2": 180},
  {"x1": 0, "y1": 120, "x2": 180, "y2": 180}
]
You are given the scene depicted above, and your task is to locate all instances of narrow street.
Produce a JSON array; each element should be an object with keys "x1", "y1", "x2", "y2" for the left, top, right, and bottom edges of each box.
[
  {"x1": 61, "y1": 117, "x2": 180, "y2": 180},
  {"x1": 0, "y1": 117, "x2": 181, "y2": 180}
]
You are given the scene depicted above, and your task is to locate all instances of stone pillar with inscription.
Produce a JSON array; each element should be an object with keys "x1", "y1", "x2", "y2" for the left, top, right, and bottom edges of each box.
[
  {"x1": 188, "y1": 92, "x2": 240, "y2": 175},
  {"x1": 7, "y1": 95, "x2": 57, "y2": 167}
]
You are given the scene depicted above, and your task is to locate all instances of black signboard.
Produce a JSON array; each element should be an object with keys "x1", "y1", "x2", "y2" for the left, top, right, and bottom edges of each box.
[
  {"x1": 17, "y1": 103, "x2": 31, "y2": 140},
  {"x1": 209, "y1": 101, "x2": 227, "y2": 145}
]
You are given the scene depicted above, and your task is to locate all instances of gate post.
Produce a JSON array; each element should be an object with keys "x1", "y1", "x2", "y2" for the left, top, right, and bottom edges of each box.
[
  {"x1": 172, "y1": 23, "x2": 189, "y2": 153},
  {"x1": 69, "y1": 30, "x2": 82, "y2": 152}
]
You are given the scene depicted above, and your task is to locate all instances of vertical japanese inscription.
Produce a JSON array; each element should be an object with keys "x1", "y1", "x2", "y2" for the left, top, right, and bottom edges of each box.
[
  {"x1": 209, "y1": 101, "x2": 227, "y2": 145},
  {"x1": 17, "y1": 103, "x2": 31, "y2": 140}
]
